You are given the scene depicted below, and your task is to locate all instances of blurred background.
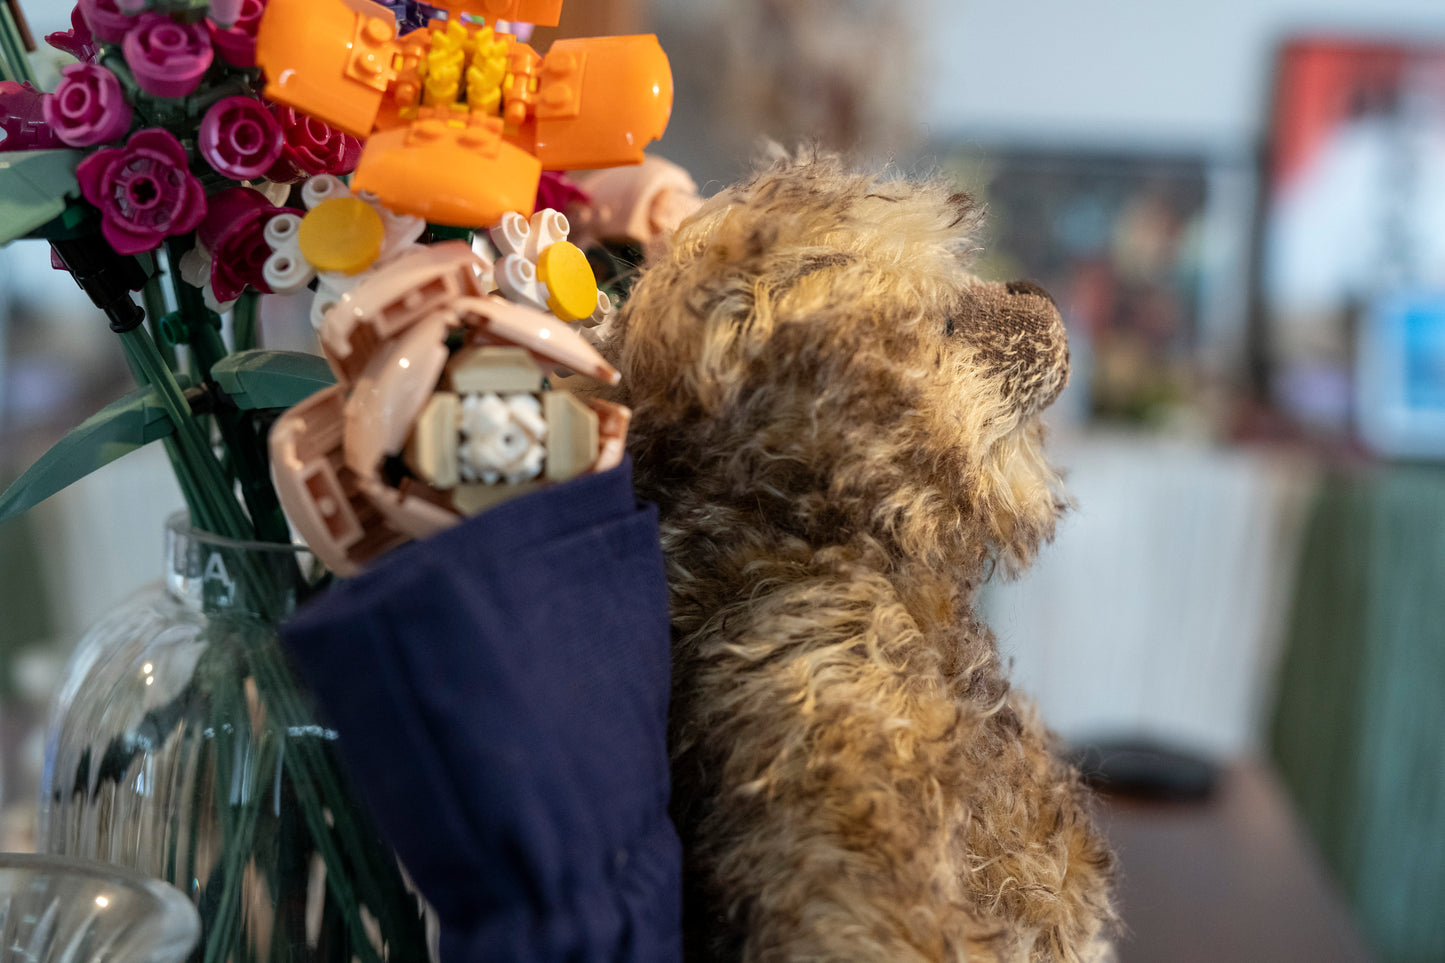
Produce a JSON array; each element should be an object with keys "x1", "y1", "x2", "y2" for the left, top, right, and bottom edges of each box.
[{"x1": 5, "y1": 0, "x2": 1445, "y2": 960}]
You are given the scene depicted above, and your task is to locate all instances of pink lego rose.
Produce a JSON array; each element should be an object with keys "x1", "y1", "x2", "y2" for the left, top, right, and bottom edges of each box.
[
  {"x1": 77, "y1": 0, "x2": 131, "y2": 45},
  {"x1": 76, "y1": 128, "x2": 207, "y2": 256},
  {"x1": 43, "y1": 64, "x2": 133, "y2": 147},
  {"x1": 199, "y1": 96, "x2": 282, "y2": 180},
  {"x1": 122, "y1": 13, "x2": 214, "y2": 99},
  {"x1": 198, "y1": 187, "x2": 302, "y2": 302},
  {"x1": 205, "y1": 0, "x2": 266, "y2": 68},
  {"x1": 264, "y1": 106, "x2": 362, "y2": 183}
]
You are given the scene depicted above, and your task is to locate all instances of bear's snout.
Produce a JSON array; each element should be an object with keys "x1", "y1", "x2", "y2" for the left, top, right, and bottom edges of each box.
[
  {"x1": 1005, "y1": 279, "x2": 1057, "y2": 309},
  {"x1": 953, "y1": 279, "x2": 1069, "y2": 419}
]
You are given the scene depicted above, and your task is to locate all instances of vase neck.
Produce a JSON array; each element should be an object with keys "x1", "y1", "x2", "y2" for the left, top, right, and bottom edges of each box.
[{"x1": 162, "y1": 513, "x2": 318, "y2": 621}]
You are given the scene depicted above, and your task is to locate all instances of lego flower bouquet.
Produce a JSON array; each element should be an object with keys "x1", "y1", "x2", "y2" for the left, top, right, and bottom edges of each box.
[{"x1": 0, "y1": 0, "x2": 675, "y2": 958}]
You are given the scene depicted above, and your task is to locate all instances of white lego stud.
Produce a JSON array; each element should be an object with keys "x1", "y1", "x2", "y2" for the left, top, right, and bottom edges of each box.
[
  {"x1": 582, "y1": 289, "x2": 613, "y2": 328},
  {"x1": 310, "y1": 273, "x2": 361, "y2": 332},
  {"x1": 262, "y1": 213, "x2": 316, "y2": 295},
  {"x1": 489, "y1": 209, "x2": 570, "y2": 261},
  {"x1": 494, "y1": 253, "x2": 551, "y2": 313},
  {"x1": 301, "y1": 174, "x2": 347, "y2": 210},
  {"x1": 489, "y1": 211, "x2": 531, "y2": 259},
  {"x1": 264, "y1": 212, "x2": 301, "y2": 248},
  {"x1": 526, "y1": 209, "x2": 569, "y2": 259}
]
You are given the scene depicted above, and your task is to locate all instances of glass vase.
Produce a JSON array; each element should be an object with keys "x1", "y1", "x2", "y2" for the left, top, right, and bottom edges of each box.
[
  {"x1": 37, "y1": 514, "x2": 429, "y2": 962},
  {"x1": 0, "y1": 852, "x2": 200, "y2": 963}
]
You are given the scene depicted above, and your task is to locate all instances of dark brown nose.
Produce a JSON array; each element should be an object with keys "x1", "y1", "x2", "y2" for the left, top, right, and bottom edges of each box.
[{"x1": 1005, "y1": 279, "x2": 1057, "y2": 309}]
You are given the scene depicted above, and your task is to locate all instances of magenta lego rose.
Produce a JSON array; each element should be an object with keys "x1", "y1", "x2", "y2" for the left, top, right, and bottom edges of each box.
[
  {"x1": 76, "y1": 128, "x2": 207, "y2": 256},
  {"x1": 199, "y1": 96, "x2": 282, "y2": 179},
  {"x1": 122, "y1": 13, "x2": 214, "y2": 99},
  {"x1": 43, "y1": 64, "x2": 132, "y2": 147},
  {"x1": 205, "y1": 0, "x2": 266, "y2": 68},
  {"x1": 265, "y1": 106, "x2": 362, "y2": 183},
  {"x1": 198, "y1": 187, "x2": 302, "y2": 302},
  {"x1": 77, "y1": 0, "x2": 131, "y2": 45}
]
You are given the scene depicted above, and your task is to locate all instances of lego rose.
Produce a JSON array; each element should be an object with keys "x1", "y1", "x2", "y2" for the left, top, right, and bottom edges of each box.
[
  {"x1": 77, "y1": 0, "x2": 132, "y2": 45},
  {"x1": 198, "y1": 187, "x2": 302, "y2": 302},
  {"x1": 122, "y1": 13, "x2": 214, "y2": 99},
  {"x1": 206, "y1": 0, "x2": 266, "y2": 68},
  {"x1": 76, "y1": 128, "x2": 207, "y2": 256},
  {"x1": 43, "y1": 64, "x2": 132, "y2": 147},
  {"x1": 200, "y1": 96, "x2": 283, "y2": 179},
  {"x1": 264, "y1": 106, "x2": 362, "y2": 183}
]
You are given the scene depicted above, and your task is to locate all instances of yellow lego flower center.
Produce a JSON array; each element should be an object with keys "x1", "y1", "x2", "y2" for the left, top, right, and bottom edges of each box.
[{"x1": 298, "y1": 198, "x2": 386, "y2": 275}]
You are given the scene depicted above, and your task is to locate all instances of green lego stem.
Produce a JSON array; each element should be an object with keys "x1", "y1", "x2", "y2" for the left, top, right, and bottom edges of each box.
[
  {"x1": 117, "y1": 325, "x2": 253, "y2": 541},
  {"x1": 0, "y1": 1, "x2": 35, "y2": 87},
  {"x1": 232, "y1": 290, "x2": 259, "y2": 353},
  {"x1": 109, "y1": 319, "x2": 217, "y2": 534},
  {"x1": 164, "y1": 239, "x2": 290, "y2": 543},
  {"x1": 137, "y1": 252, "x2": 179, "y2": 370}
]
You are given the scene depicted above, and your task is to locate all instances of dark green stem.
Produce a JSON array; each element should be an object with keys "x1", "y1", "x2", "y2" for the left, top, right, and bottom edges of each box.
[
  {"x1": 164, "y1": 240, "x2": 290, "y2": 543},
  {"x1": 138, "y1": 253, "x2": 179, "y2": 371},
  {"x1": 117, "y1": 327, "x2": 252, "y2": 541},
  {"x1": 232, "y1": 292, "x2": 260, "y2": 353}
]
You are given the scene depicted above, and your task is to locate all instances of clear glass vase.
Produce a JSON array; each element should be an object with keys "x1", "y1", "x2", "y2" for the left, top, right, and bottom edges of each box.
[
  {"x1": 0, "y1": 852, "x2": 200, "y2": 963},
  {"x1": 38, "y1": 514, "x2": 428, "y2": 962}
]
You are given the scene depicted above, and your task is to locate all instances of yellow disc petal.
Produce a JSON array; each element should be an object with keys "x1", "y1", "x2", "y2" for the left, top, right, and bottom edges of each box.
[
  {"x1": 297, "y1": 198, "x2": 385, "y2": 275},
  {"x1": 536, "y1": 241, "x2": 597, "y2": 322}
]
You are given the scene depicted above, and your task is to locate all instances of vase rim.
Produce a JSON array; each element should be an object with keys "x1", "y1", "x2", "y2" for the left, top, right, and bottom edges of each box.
[{"x1": 0, "y1": 852, "x2": 202, "y2": 961}]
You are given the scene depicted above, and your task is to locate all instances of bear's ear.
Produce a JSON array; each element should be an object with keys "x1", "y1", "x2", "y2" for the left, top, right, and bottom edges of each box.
[{"x1": 602, "y1": 201, "x2": 780, "y2": 421}]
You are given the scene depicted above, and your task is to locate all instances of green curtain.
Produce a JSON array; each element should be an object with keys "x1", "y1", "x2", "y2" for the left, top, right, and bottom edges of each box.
[{"x1": 1271, "y1": 465, "x2": 1445, "y2": 963}]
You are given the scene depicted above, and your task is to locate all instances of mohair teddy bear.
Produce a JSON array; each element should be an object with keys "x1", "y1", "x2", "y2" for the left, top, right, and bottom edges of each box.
[{"x1": 594, "y1": 153, "x2": 1116, "y2": 961}]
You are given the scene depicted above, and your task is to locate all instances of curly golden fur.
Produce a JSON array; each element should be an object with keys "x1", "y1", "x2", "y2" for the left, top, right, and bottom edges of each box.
[{"x1": 594, "y1": 153, "x2": 1116, "y2": 962}]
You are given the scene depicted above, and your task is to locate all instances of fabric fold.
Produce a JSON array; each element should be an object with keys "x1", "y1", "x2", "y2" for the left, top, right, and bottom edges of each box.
[{"x1": 282, "y1": 460, "x2": 681, "y2": 962}]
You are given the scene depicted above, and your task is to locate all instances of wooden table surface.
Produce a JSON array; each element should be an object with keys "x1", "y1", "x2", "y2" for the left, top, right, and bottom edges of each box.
[{"x1": 1099, "y1": 760, "x2": 1375, "y2": 963}]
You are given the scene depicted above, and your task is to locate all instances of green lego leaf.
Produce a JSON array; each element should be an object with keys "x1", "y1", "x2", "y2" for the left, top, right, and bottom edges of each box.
[
  {"x1": 0, "y1": 381, "x2": 184, "y2": 526},
  {"x1": 211, "y1": 350, "x2": 335, "y2": 410},
  {"x1": 0, "y1": 149, "x2": 85, "y2": 246}
]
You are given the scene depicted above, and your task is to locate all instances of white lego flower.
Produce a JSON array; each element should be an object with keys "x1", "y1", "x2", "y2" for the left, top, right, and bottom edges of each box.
[
  {"x1": 260, "y1": 175, "x2": 432, "y2": 330},
  {"x1": 458, "y1": 393, "x2": 547, "y2": 485}
]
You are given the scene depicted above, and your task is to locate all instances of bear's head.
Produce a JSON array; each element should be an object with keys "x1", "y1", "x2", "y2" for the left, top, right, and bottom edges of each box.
[{"x1": 602, "y1": 153, "x2": 1070, "y2": 579}]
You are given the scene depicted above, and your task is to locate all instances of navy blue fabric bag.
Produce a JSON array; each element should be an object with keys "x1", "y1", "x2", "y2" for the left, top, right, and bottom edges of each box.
[{"x1": 281, "y1": 460, "x2": 682, "y2": 963}]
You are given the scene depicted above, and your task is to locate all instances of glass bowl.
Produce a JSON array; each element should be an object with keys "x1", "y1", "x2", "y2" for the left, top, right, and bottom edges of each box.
[{"x1": 0, "y1": 853, "x2": 199, "y2": 963}]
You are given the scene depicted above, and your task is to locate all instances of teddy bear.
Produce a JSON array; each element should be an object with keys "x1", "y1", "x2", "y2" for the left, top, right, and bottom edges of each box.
[{"x1": 593, "y1": 152, "x2": 1117, "y2": 961}]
